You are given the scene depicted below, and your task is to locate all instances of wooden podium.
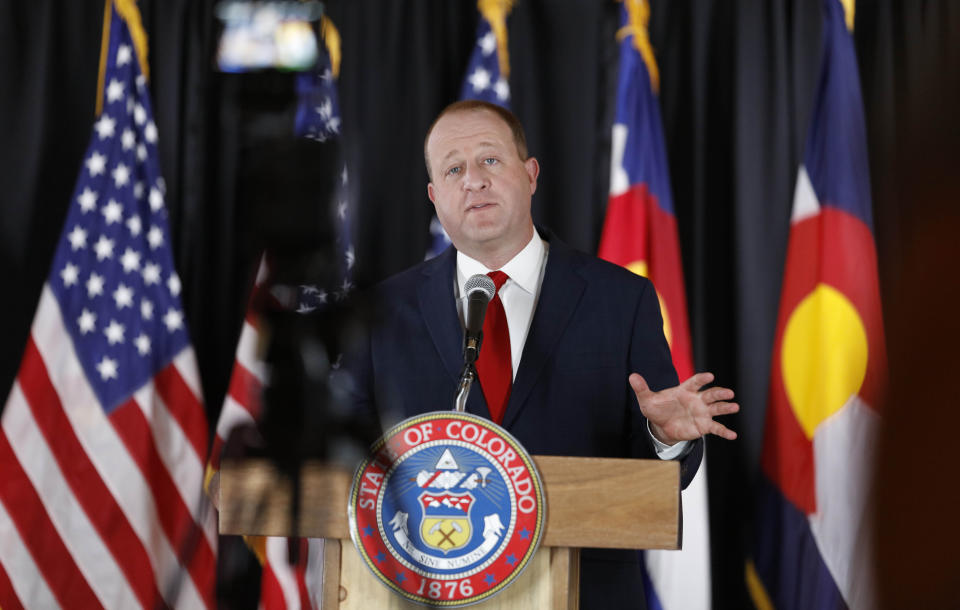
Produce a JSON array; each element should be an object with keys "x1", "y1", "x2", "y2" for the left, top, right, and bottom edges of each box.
[{"x1": 219, "y1": 456, "x2": 680, "y2": 609}]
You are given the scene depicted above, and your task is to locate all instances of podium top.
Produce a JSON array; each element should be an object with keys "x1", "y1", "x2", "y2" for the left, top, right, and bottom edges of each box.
[{"x1": 219, "y1": 455, "x2": 680, "y2": 550}]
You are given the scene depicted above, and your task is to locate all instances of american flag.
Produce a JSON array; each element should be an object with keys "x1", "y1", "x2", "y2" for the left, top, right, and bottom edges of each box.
[
  {"x1": 0, "y1": 3, "x2": 215, "y2": 609},
  {"x1": 459, "y1": 16, "x2": 511, "y2": 105},
  {"x1": 207, "y1": 20, "x2": 353, "y2": 610},
  {"x1": 426, "y1": 6, "x2": 513, "y2": 260}
]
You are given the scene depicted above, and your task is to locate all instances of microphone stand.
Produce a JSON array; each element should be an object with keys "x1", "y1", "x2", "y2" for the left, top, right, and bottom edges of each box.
[{"x1": 454, "y1": 332, "x2": 482, "y2": 412}]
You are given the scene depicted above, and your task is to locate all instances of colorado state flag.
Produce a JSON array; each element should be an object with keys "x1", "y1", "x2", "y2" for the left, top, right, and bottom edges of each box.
[
  {"x1": 598, "y1": 2, "x2": 708, "y2": 608},
  {"x1": 749, "y1": 0, "x2": 887, "y2": 608}
]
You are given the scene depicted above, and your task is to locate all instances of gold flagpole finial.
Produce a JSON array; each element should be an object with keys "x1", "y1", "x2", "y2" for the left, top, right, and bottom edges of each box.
[
  {"x1": 616, "y1": 0, "x2": 660, "y2": 94},
  {"x1": 477, "y1": 0, "x2": 516, "y2": 79},
  {"x1": 839, "y1": 0, "x2": 855, "y2": 32},
  {"x1": 97, "y1": 0, "x2": 150, "y2": 115},
  {"x1": 321, "y1": 16, "x2": 342, "y2": 78}
]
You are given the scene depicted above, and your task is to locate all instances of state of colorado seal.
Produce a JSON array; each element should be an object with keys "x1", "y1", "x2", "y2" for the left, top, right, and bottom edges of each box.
[{"x1": 348, "y1": 411, "x2": 545, "y2": 606}]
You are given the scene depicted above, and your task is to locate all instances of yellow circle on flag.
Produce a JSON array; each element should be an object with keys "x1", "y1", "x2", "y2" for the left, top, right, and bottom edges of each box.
[
  {"x1": 781, "y1": 283, "x2": 868, "y2": 439},
  {"x1": 626, "y1": 260, "x2": 672, "y2": 347}
]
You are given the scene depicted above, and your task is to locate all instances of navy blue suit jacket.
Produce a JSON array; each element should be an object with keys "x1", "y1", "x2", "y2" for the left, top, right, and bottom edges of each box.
[{"x1": 349, "y1": 232, "x2": 703, "y2": 608}]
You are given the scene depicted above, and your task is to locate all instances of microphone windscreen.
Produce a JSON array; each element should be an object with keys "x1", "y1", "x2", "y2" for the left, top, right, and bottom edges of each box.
[{"x1": 464, "y1": 274, "x2": 495, "y2": 300}]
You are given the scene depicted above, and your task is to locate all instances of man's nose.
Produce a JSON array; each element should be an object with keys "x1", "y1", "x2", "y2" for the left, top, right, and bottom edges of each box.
[{"x1": 462, "y1": 163, "x2": 489, "y2": 191}]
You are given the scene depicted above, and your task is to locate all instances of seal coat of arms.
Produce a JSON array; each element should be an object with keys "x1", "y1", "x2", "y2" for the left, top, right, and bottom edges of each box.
[{"x1": 348, "y1": 412, "x2": 546, "y2": 606}]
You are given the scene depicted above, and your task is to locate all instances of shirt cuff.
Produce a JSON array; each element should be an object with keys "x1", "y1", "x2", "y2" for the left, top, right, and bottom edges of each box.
[{"x1": 647, "y1": 420, "x2": 690, "y2": 460}]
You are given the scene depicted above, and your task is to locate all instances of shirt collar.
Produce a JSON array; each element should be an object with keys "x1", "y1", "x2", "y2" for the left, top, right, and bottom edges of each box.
[{"x1": 456, "y1": 229, "x2": 546, "y2": 296}]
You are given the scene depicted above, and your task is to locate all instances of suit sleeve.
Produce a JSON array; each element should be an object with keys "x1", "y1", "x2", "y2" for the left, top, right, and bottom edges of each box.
[{"x1": 627, "y1": 277, "x2": 703, "y2": 489}]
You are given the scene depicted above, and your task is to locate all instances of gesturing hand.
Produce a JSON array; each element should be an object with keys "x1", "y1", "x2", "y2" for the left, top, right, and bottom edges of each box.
[{"x1": 629, "y1": 372, "x2": 739, "y2": 445}]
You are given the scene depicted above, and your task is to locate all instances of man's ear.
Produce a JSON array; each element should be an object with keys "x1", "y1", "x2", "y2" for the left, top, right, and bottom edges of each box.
[
  {"x1": 427, "y1": 182, "x2": 436, "y2": 205},
  {"x1": 525, "y1": 157, "x2": 540, "y2": 195}
]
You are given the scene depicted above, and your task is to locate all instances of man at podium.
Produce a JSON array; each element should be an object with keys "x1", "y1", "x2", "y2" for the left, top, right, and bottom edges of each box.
[{"x1": 348, "y1": 100, "x2": 738, "y2": 608}]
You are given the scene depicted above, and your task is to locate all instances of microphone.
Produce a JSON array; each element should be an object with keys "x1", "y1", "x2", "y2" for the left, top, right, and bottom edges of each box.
[{"x1": 463, "y1": 274, "x2": 496, "y2": 364}]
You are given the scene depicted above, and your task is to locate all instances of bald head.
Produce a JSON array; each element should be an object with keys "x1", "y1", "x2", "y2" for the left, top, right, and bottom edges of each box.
[{"x1": 424, "y1": 100, "x2": 529, "y2": 180}]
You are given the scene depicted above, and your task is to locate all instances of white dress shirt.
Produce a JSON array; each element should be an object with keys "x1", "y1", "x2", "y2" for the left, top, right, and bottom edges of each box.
[{"x1": 453, "y1": 228, "x2": 689, "y2": 459}]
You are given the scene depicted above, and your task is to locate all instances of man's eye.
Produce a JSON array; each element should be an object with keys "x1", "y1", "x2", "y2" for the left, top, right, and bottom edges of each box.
[
  {"x1": 447, "y1": 166, "x2": 461, "y2": 176},
  {"x1": 482, "y1": 158, "x2": 498, "y2": 165}
]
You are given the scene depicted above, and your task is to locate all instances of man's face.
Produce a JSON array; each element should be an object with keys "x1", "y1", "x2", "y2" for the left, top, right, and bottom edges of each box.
[{"x1": 426, "y1": 109, "x2": 539, "y2": 264}]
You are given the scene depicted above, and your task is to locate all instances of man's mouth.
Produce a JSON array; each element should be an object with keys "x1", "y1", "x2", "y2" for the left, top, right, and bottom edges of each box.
[{"x1": 467, "y1": 202, "x2": 495, "y2": 211}]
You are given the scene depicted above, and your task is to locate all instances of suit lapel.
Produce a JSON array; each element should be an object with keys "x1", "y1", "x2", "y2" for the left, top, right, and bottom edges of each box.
[
  {"x1": 502, "y1": 238, "x2": 587, "y2": 429},
  {"x1": 416, "y1": 248, "x2": 491, "y2": 416}
]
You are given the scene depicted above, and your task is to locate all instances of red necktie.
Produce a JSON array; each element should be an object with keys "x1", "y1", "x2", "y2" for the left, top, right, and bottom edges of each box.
[{"x1": 476, "y1": 271, "x2": 511, "y2": 424}]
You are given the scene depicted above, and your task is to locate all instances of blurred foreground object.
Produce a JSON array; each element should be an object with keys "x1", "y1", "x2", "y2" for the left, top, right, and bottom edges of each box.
[{"x1": 216, "y1": 1, "x2": 324, "y2": 73}]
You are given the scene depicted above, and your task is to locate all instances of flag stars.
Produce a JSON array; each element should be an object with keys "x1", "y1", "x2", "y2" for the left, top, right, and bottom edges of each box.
[
  {"x1": 61, "y1": 262, "x2": 79, "y2": 287},
  {"x1": 493, "y1": 78, "x2": 510, "y2": 101},
  {"x1": 77, "y1": 309, "x2": 97, "y2": 334},
  {"x1": 134, "y1": 333, "x2": 151, "y2": 356},
  {"x1": 479, "y1": 31, "x2": 496, "y2": 55},
  {"x1": 120, "y1": 248, "x2": 141, "y2": 272},
  {"x1": 67, "y1": 225, "x2": 88, "y2": 250},
  {"x1": 104, "y1": 319, "x2": 125, "y2": 345},
  {"x1": 134, "y1": 182, "x2": 144, "y2": 200},
  {"x1": 345, "y1": 247, "x2": 355, "y2": 270},
  {"x1": 149, "y1": 188, "x2": 164, "y2": 212},
  {"x1": 167, "y1": 273, "x2": 181, "y2": 297},
  {"x1": 113, "y1": 283, "x2": 134, "y2": 309},
  {"x1": 102, "y1": 199, "x2": 123, "y2": 224},
  {"x1": 121, "y1": 129, "x2": 136, "y2": 151},
  {"x1": 468, "y1": 67, "x2": 491, "y2": 92},
  {"x1": 94, "y1": 114, "x2": 116, "y2": 139},
  {"x1": 127, "y1": 215, "x2": 142, "y2": 236},
  {"x1": 86, "y1": 272, "x2": 105, "y2": 297},
  {"x1": 96, "y1": 355, "x2": 118, "y2": 381},
  {"x1": 337, "y1": 200, "x2": 348, "y2": 220},
  {"x1": 315, "y1": 98, "x2": 333, "y2": 120},
  {"x1": 116, "y1": 44, "x2": 132, "y2": 66},
  {"x1": 142, "y1": 262, "x2": 161, "y2": 285},
  {"x1": 134, "y1": 104, "x2": 146, "y2": 126},
  {"x1": 163, "y1": 308, "x2": 184, "y2": 333},
  {"x1": 93, "y1": 235, "x2": 115, "y2": 261},
  {"x1": 77, "y1": 188, "x2": 98, "y2": 212},
  {"x1": 106, "y1": 78, "x2": 125, "y2": 103},
  {"x1": 137, "y1": 143, "x2": 147, "y2": 162},
  {"x1": 86, "y1": 152, "x2": 107, "y2": 176},
  {"x1": 147, "y1": 225, "x2": 164, "y2": 250},
  {"x1": 144, "y1": 121, "x2": 157, "y2": 143},
  {"x1": 141, "y1": 298, "x2": 154, "y2": 320},
  {"x1": 112, "y1": 163, "x2": 130, "y2": 188}
]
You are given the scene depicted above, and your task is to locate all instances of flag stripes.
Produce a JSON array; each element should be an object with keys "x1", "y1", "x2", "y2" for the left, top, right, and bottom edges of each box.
[
  {"x1": 154, "y1": 365, "x2": 209, "y2": 461},
  {"x1": 0, "y1": 549, "x2": 28, "y2": 610},
  {"x1": 0, "y1": 424, "x2": 105, "y2": 609},
  {"x1": 15, "y1": 339, "x2": 167, "y2": 610},
  {"x1": 109, "y1": 402, "x2": 216, "y2": 605},
  {"x1": 1, "y1": 287, "x2": 213, "y2": 609}
]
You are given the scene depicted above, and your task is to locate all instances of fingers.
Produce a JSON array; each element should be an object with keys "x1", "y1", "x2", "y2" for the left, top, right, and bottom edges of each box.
[
  {"x1": 681, "y1": 371, "x2": 714, "y2": 391},
  {"x1": 628, "y1": 373, "x2": 649, "y2": 395},
  {"x1": 701, "y1": 386, "x2": 735, "y2": 404},
  {"x1": 710, "y1": 421, "x2": 738, "y2": 440},
  {"x1": 709, "y1": 401, "x2": 740, "y2": 416}
]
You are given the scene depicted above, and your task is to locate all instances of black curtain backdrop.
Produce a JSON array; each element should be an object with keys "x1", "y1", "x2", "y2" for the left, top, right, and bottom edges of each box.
[{"x1": 1, "y1": 1, "x2": 957, "y2": 608}]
